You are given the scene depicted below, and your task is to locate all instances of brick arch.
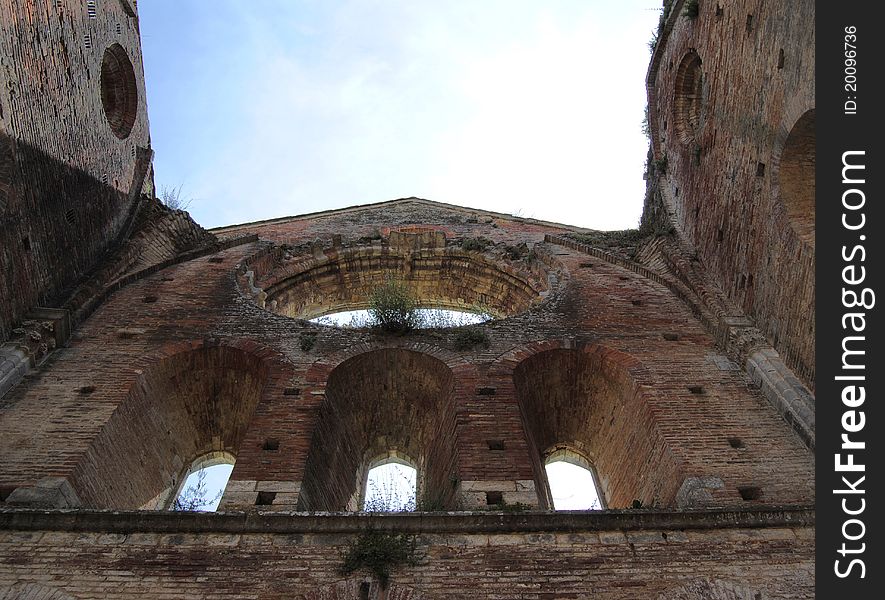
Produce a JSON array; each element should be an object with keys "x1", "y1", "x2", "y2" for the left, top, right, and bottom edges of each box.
[
  {"x1": 673, "y1": 49, "x2": 705, "y2": 146},
  {"x1": 772, "y1": 107, "x2": 815, "y2": 248},
  {"x1": 0, "y1": 583, "x2": 77, "y2": 600},
  {"x1": 70, "y1": 338, "x2": 293, "y2": 509},
  {"x1": 657, "y1": 578, "x2": 762, "y2": 600},
  {"x1": 249, "y1": 242, "x2": 550, "y2": 321},
  {"x1": 298, "y1": 345, "x2": 467, "y2": 511},
  {"x1": 498, "y1": 340, "x2": 686, "y2": 508}
]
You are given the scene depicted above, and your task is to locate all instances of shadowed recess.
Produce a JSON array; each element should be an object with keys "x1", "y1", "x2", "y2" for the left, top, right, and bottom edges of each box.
[
  {"x1": 777, "y1": 109, "x2": 815, "y2": 246},
  {"x1": 70, "y1": 344, "x2": 269, "y2": 509},
  {"x1": 100, "y1": 44, "x2": 139, "y2": 139},
  {"x1": 673, "y1": 51, "x2": 704, "y2": 146},
  {"x1": 247, "y1": 243, "x2": 550, "y2": 322},
  {"x1": 298, "y1": 349, "x2": 459, "y2": 511},
  {"x1": 513, "y1": 346, "x2": 685, "y2": 509}
]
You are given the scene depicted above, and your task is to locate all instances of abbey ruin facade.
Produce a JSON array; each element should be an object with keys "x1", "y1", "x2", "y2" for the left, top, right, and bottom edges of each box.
[{"x1": 0, "y1": 1, "x2": 815, "y2": 597}]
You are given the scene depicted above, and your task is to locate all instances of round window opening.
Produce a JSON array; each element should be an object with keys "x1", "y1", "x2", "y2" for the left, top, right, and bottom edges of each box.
[
  {"x1": 241, "y1": 240, "x2": 554, "y2": 328},
  {"x1": 100, "y1": 44, "x2": 138, "y2": 139},
  {"x1": 673, "y1": 51, "x2": 704, "y2": 146}
]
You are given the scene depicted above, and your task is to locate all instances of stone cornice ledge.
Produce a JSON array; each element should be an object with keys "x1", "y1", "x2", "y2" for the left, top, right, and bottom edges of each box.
[{"x1": 0, "y1": 506, "x2": 814, "y2": 535}]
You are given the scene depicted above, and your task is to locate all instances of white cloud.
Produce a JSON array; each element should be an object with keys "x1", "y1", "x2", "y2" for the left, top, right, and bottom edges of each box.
[{"x1": 142, "y1": 1, "x2": 660, "y2": 229}]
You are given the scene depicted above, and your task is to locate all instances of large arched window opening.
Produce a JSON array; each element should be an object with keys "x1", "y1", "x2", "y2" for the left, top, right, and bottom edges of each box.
[
  {"x1": 544, "y1": 447, "x2": 604, "y2": 510},
  {"x1": 673, "y1": 51, "x2": 705, "y2": 146},
  {"x1": 513, "y1": 346, "x2": 685, "y2": 509},
  {"x1": 777, "y1": 109, "x2": 815, "y2": 246},
  {"x1": 72, "y1": 343, "x2": 269, "y2": 509},
  {"x1": 171, "y1": 451, "x2": 235, "y2": 512},
  {"x1": 297, "y1": 349, "x2": 459, "y2": 511},
  {"x1": 361, "y1": 451, "x2": 418, "y2": 512}
]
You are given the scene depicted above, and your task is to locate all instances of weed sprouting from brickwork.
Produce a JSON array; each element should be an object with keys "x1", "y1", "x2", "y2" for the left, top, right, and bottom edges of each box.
[
  {"x1": 453, "y1": 326, "x2": 490, "y2": 350},
  {"x1": 641, "y1": 105, "x2": 651, "y2": 139},
  {"x1": 368, "y1": 280, "x2": 422, "y2": 333},
  {"x1": 299, "y1": 332, "x2": 317, "y2": 352},
  {"x1": 461, "y1": 236, "x2": 492, "y2": 252},
  {"x1": 339, "y1": 528, "x2": 419, "y2": 588},
  {"x1": 653, "y1": 153, "x2": 668, "y2": 174},
  {"x1": 159, "y1": 184, "x2": 192, "y2": 211}
]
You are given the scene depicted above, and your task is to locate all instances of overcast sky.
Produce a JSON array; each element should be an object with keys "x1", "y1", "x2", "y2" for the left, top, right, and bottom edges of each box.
[{"x1": 139, "y1": 1, "x2": 660, "y2": 230}]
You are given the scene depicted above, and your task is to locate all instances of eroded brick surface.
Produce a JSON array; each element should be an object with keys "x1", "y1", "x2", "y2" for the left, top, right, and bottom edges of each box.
[
  {"x1": 0, "y1": 0, "x2": 815, "y2": 596},
  {"x1": 647, "y1": 0, "x2": 815, "y2": 388},
  {"x1": 0, "y1": 509, "x2": 815, "y2": 599}
]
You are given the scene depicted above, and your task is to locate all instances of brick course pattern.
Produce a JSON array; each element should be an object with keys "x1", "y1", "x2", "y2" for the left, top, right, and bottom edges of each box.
[
  {"x1": 647, "y1": 0, "x2": 815, "y2": 388},
  {"x1": 0, "y1": 0, "x2": 816, "y2": 596},
  {"x1": 0, "y1": 0, "x2": 151, "y2": 340},
  {"x1": 0, "y1": 509, "x2": 814, "y2": 600},
  {"x1": 0, "y1": 200, "x2": 814, "y2": 516}
]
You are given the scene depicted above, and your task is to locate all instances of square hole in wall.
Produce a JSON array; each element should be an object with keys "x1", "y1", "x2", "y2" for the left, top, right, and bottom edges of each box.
[
  {"x1": 777, "y1": 48, "x2": 785, "y2": 69},
  {"x1": 256, "y1": 491, "x2": 277, "y2": 506},
  {"x1": 283, "y1": 387, "x2": 301, "y2": 396},
  {"x1": 687, "y1": 385, "x2": 705, "y2": 395},
  {"x1": 756, "y1": 162, "x2": 766, "y2": 176},
  {"x1": 485, "y1": 491, "x2": 503, "y2": 506},
  {"x1": 263, "y1": 438, "x2": 280, "y2": 451},
  {"x1": 738, "y1": 486, "x2": 762, "y2": 501},
  {"x1": 631, "y1": 299, "x2": 643, "y2": 306},
  {"x1": 477, "y1": 387, "x2": 496, "y2": 396},
  {"x1": 142, "y1": 295, "x2": 159, "y2": 303},
  {"x1": 487, "y1": 440, "x2": 505, "y2": 451},
  {"x1": 728, "y1": 437, "x2": 745, "y2": 449},
  {"x1": 662, "y1": 333, "x2": 680, "y2": 341}
]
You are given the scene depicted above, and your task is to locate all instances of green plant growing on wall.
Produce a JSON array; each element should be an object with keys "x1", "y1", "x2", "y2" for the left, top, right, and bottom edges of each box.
[
  {"x1": 299, "y1": 332, "x2": 317, "y2": 352},
  {"x1": 368, "y1": 280, "x2": 421, "y2": 333},
  {"x1": 453, "y1": 326, "x2": 490, "y2": 350},
  {"x1": 653, "y1": 153, "x2": 668, "y2": 174},
  {"x1": 339, "y1": 528, "x2": 419, "y2": 588},
  {"x1": 461, "y1": 236, "x2": 492, "y2": 252},
  {"x1": 641, "y1": 105, "x2": 651, "y2": 139},
  {"x1": 159, "y1": 184, "x2": 192, "y2": 211}
]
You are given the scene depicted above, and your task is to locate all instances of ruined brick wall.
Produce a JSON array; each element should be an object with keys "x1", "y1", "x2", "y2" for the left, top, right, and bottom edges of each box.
[
  {"x1": 0, "y1": 0, "x2": 151, "y2": 340},
  {"x1": 0, "y1": 200, "x2": 813, "y2": 514},
  {"x1": 0, "y1": 2, "x2": 816, "y2": 595},
  {"x1": 0, "y1": 509, "x2": 814, "y2": 599},
  {"x1": 647, "y1": 0, "x2": 815, "y2": 388}
]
